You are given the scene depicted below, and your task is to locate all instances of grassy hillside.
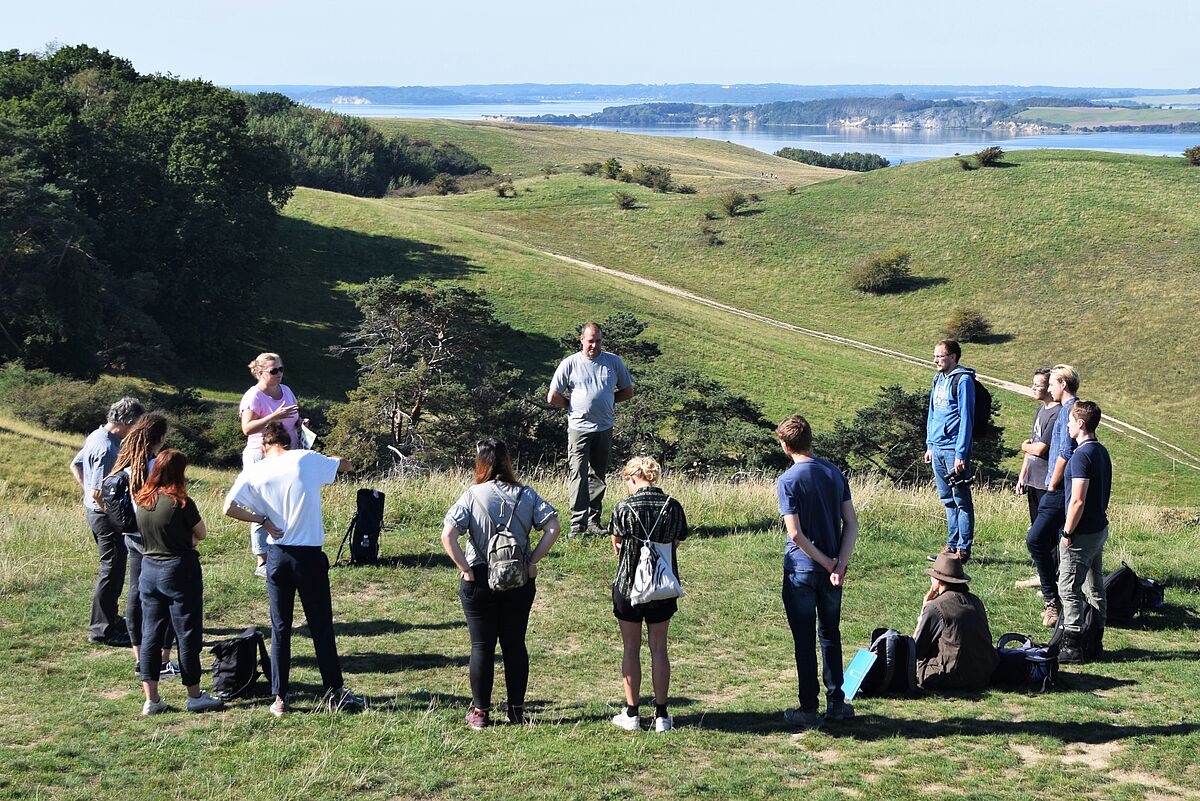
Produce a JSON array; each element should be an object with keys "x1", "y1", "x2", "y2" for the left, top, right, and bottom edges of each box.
[
  {"x1": 2, "y1": 416, "x2": 1199, "y2": 800},
  {"x1": 1018, "y1": 107, "x2": 1200, "y2": 127}
]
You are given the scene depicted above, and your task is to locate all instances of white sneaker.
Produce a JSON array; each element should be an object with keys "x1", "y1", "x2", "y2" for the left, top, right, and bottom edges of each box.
[
  {"x1": 186, "y1": 691, "x2": 224, "y2": 713},
  {"x1": 611, "y1": 709, "x2": 640, "y2": 731},
  {"x1": 254, "y1": 564, "x2": 268, "y2": 578},
  {"x1": 654, "y1": 715, "x2": 673, "y2": 732},
  {"x1": 142, "y1": 698, "x2": 168, "y2": 716}
]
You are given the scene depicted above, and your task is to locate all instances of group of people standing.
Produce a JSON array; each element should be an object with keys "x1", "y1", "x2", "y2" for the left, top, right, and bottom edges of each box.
[{"x1": 72, "y1": 327, "x2": 1113, "y2": 728}]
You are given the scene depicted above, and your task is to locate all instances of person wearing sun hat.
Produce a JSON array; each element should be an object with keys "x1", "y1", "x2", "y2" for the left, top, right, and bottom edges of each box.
[{"x1": 912, "y1": 553, "x2": 999, "y2": 691}]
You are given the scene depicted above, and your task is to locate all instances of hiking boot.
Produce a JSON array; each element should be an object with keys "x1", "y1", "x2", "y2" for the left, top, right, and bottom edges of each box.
[
  {"x1": 1015, "y1": 574, "x2": 1042, "y2": 589},
  {"x1": 654, "y1": 715, "x2": 673, "y2": 733},
  {"x1": 269, "y1": 698, "x2": 289, "y2": 718},
  {"x1": 587, "y1": 524, "x2": 609, "y2": 537},
  {"x1": 186, "y1": 691, "x2": 224, "y2": 713},
  {"x1": 1058, "y1": 633, "x2": 1085, "y2": 664},
  {"x1": 825, "y1": 700, "x2": 855, "y2": 721},
  {"x1": 465, "y1": 707, "x2": 490, "y2": 730},
  {"x1": 927, "y1": 546, "x2": 957, "y2": 562},
  {"x1": 142, "y1": 698, "x2": 168, "y2": 716},
  {"x1": 610, "y1": 709, "x2": 640, "y2": 731},
  {"x1": 325, "y1": 687, "x2": 365, "y2": 713},
  {"x1": 1041, "y1": 602, "x2": 1060, "y2": 628},
  {"x1": 957, "y1": 551, "x2": 971, "y2": 565},
  {"x1": 783, "y1": 708, "x2": 823, "y2": 729}
]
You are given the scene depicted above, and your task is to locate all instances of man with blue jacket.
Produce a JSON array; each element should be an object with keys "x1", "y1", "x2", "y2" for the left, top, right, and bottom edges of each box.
[{"x1": 924, "y1": 340, "x2": 976, "y2": 562}]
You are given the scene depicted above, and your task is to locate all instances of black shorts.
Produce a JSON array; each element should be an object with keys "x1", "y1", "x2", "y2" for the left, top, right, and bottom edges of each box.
[{"x1": 612, "y1": 584, "x2": 676, "y2": 624}]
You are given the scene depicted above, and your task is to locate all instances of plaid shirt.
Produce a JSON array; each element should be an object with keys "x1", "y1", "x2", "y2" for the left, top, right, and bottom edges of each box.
[{"x1": 612, "y1": 487, "x2": 689, "y2": 598}]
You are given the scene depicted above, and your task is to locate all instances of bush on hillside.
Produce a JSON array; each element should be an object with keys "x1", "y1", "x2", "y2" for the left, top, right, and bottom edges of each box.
[
  {"x1": 602, "y1": 157, "x2": 623, "y2": 179},
  {"x1": 698, "y1": 223, "x2": 722, "y2": 246},
  {"x1": 848, "y1": 248, "x2": 912, "y2": 293},
  {"x1": 975, "y1": 146, "x2": 1005, "y2": 168},
  {"x1": 430, "y1": 173, "x2": 460, "y2": 195},
  {"x1": 630, "y1": 163, "x2": 674, "y2": 192},
  {"x1": 718, "y1": 191, "x2": 749, "y2": 217},
  {"x1": 943, "y1": 306, "x2": 993, "y2": 341},
  {"x1": 580, "y1": 161, "x2": 603, "y2": 176},
  {"x1": 495, "y1": 181, "x2": 515, "y2": 197},
  {"x1": 613, "y1": 190, "x2": 638, "y2": 209},
  {"x1": 1184, "y1": 145, "x2": 1200, "y2": 166},
  {"x1": 957, "y1": 158, "x2": 974, "y2": 171},
  {"x1": 775, "y1": 148, "x2": 890, "y2": 171}
]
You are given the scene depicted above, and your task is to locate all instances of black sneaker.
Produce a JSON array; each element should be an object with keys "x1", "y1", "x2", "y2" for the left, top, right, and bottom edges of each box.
[{"x1": 91, "y1": 631, "x2": 132, "y2": 648}]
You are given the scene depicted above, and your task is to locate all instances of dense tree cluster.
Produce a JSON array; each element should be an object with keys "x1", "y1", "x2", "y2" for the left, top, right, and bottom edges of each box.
[
  {"x1": 244, "y1": 93, "x2": 490, "y2": 197},
  {"x1": 774, "y1": 148, "x2": 891, "y2": 171},
  {"x1": 0, "y1": 45, "x2": 294, "y2": 375}
]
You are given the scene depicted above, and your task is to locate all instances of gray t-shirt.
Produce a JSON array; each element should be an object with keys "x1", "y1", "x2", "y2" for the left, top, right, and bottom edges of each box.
[
  {"x1": 549, "y1": 351, "x2": 633, "y2": 433},
  {"x1": 443, "y1": 481, "x2": 557, "y2": 567},
  {"x1": 1025, "y1": 403, "x2": 1059, "y2": 491},
  {"x1": 71, "y1": 426, "x2": 122, "y2": 511}
]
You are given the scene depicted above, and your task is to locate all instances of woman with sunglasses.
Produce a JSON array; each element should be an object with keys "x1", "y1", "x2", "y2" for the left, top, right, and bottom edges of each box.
[
  {"x1": 440, "y1": 438, "x2": 561, "y2": 730},
  {"x1": 240, "y1": 352, "x2": 302, "y2": 576}
]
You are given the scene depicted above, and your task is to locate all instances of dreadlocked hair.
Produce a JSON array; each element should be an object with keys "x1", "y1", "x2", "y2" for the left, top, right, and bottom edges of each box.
[{"x1": 108, "y1": 411, "x2": 169, "y2": 495}]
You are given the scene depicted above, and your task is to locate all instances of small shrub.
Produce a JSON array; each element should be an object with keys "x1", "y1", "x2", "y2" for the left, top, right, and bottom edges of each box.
[
  {"x1": 430, "y1": 173, "x2": 460, "y2": 195},
  {"x1": 848, "y1": 247, "x2": 912, "y2": 293},
  {"x1": 957, "y1": 158, "x2": 974, "y2": 171},
  {"x1": 542, "y1": 164, "x2": 556, "y2": 178},
  {"x1": 495, "y1": 181, "x2": 515, "y2": 198},
  {"x1": 748, "y1": 193, "x2": 762, "y2": 203},
  {"x1": 974, "y1": 146, "x2": 1004, "y2": 168},
  {"x1": 674, "y1": 183, "x2": 697, "y2": 194},
  {"x1": 612, "y1": 190, "x2": 637, "y2": 210},
  {"x1": 580, "y1": 161, "x2": 603, "y2": 176},
  {"x1": 630, "y1": 163, "x2": 673, "y2": 192},
  {"x1": 703, "y1": 210, "x2": 719, "y2": 221},
  {"x1": 785, "y1": 185, "x2": 798, "y2": 195},
  {"x1": 616, "y1": 170, "x2": 633, "y2": 183},
  {"x1": 602, "y1": 157, "x2": 623, "y2": 179},
  {"x1": 1184, "y1": 145, "x2": 1200, "y2": 166},
  {"x1": 943, "y1": 306, "x2": 993, "y2": 342},
  {"x1": 718, "y1": 191, "x2": 748, "y2": 217},
  {"x1": 698, "y1": 224, "x2": 722, "y2": 246}
]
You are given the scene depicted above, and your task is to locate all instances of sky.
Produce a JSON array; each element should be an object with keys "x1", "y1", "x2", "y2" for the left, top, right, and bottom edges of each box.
[{"x1": 7, "y1": 0, "x2": 1199, "y2": 89}]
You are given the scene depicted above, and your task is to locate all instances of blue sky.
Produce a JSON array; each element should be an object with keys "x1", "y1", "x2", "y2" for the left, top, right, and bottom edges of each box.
[{"x1": 7, "y1": 0, "x2": 1199, "y2": 87}]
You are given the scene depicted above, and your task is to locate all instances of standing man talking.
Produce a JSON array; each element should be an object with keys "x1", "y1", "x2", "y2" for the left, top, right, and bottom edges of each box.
[
  {"x1": 924, "y1": 340, "x2": 977, "y2": 563},
  {"x1": 548, "y1": 322, "x2": 634, "y2": 537}
]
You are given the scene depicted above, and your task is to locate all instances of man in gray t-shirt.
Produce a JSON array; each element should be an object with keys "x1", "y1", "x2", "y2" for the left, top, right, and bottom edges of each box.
[
  {"x1": 69, "y1": 396, "x2": 145, "y2": 645},
  {"x1": 548, "y1": 322, "x2": 634, "y2": 536},
  {"x1": 1016, "y1": 367, "x2": 1059, "y2": 525}
]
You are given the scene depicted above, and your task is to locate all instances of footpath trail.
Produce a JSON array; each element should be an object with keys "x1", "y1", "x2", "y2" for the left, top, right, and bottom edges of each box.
[{"x1": 380, "y1": 200, "x2": 1200, "y2": 473}]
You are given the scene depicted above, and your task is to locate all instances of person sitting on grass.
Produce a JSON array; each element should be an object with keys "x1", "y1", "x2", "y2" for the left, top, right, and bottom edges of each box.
[
  {"x1": 913, "y1": 553, "x2": 999, "y2": 692},
  {"x1": 609, "y1": 456, "x2": 688, "y2": 734},
  {"x1": 133, "y1": 449, "x2": 223, "y2": 715}
]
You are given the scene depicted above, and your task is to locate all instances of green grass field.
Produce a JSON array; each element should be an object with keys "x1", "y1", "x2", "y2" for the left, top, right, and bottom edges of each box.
[
  {"x1": 1, "y1": 414, "x2": 1198, "y2": 801},
  {"x1": 1017, "y1": 107, "x2": 1200, "y2": 127}
]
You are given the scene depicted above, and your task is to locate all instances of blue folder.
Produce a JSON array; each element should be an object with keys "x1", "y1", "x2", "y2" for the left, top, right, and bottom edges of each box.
[{"x1": 841, "y1": 648, "x2": 878, "y2": 701}]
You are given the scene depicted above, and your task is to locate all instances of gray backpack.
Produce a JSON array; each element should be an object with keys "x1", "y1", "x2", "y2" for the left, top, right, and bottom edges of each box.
[{"x1": 474, "y1": 486, "x2": 531, "y2": 591}]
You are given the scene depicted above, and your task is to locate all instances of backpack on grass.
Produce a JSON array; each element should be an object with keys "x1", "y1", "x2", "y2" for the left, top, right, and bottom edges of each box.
[
  {"x1": 992, "y1": 633, "x2": 1058, "y2": 693},
  {"x1": 335, "y1": 488, "x2": 385, "y2": 566},
  {"x1": 100, "y1": 471, "x2": 138, "y2": 533},
  {"x1": 859, "y1": 627, "x2": 917, "y2": 695},
  {"x1": 209, "y1": 627, "x2": 271, "y2": 700},
  {"x1": 1103, "y1": 561, "x2": 1167, "y2": 625}
]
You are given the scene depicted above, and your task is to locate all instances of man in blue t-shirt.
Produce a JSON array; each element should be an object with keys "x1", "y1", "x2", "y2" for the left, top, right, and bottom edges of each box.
[
  {"x1": 1058, "y1": 400, "x2": 1112, "y2": 663},
  {"x1": 924, "y1": 340, "x2": 977, "y2": 561},
  {"x1": 548, "y1": 322, "x2": 634, "y2": 537},
  {"x1": 774, "y1": 415, "x2": 860, "y2": 729},
  {"x1": 1026, "y1": 364, "x2": 1080, "y2": 628}
]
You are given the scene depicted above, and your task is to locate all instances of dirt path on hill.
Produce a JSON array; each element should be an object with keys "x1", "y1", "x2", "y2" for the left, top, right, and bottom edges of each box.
[
  {"x1": 537, "y1": 249, "x2": 1200, "y2": 473},
  {"x1": 376, "y1": 200, "x2": 1200, "y2": 473}
]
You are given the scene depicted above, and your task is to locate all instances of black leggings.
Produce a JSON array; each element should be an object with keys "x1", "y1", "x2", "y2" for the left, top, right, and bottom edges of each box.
[{"x1": 459, "y1": 564, "x2": 536, "y2": 710}]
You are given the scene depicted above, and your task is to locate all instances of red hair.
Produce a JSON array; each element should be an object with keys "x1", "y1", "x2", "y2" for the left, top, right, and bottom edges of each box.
[{"x1": 134, "y1": 448, "x2": 190, "y2": 510}]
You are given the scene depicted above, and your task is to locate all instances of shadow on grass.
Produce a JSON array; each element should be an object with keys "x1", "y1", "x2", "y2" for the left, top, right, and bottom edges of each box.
[
  {"x1": 370, "y1": 553, "x2": 459, "y2": 570},
  {"x1": 970, "y1": 332, "x2": 1016, "y2": 345},
  {"x1": 691, "y1": 518, "x2": 779, "y2": 538},
  {"x1": 331, "y1": 618, "x2": 465, "y2": 637},
  {"x1": 1106, "y1": 603, "x2": 1200, "y2": 631},
  {"x1": 295, "y1": 651, "x2": 469, "y2": 674},
  {"x1": 823, "y1": 715, "x2": 1198, "y2": 743},
  {"x1": 1102, "y1": 647, "x2": 1200, "y2": 663}
]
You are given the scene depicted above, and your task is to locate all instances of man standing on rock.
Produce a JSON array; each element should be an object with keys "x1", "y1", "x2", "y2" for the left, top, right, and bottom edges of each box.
[
  {"x1": 924, "y1": 340, "x2": 977, "y2": 563},
  {"x1": 548, "y1": 322, "x2": 634, "y2": 537}
]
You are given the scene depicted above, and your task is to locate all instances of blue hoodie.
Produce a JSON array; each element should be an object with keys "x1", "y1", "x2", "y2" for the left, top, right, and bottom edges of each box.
[{"x1": 926, "y1": 366, "x2": 975, "y2": 461}]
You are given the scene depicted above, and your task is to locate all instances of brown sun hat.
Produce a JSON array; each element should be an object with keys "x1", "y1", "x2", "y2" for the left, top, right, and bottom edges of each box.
[{"x1": 926, "y1": 553, "x2": 971, "y2": 584}]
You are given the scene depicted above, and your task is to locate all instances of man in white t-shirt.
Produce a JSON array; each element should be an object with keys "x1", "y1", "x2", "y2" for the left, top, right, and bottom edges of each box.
[
  {"x1": 222, "y1": 422, "x2": 363, "y2": 716},
  {"x1": 548, "y1": 322, "x2": 634, "y2": 537}
]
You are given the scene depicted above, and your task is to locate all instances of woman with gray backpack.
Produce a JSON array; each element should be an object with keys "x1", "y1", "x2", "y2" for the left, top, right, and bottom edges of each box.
[
  {"x1": 440, "y1": 437, "x2": 561, "y2": 729},
  {"x1": 609, "y1": 456, "x2": 688, "y2": 733}
]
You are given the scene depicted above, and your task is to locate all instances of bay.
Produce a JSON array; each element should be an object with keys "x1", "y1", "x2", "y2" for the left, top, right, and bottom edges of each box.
[{"x1": 308, "y1": 101, "x2": 1200, "y2": 164}]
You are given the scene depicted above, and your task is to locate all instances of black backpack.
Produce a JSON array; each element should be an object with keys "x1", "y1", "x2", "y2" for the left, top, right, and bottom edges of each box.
[
  {"x1": 1048, "y1": 602, "x2": 1102, "y2": 659},
  {"x1": 860, "y1": 627, "x2": 917, "y2": 695},
  {"x1": 1103, "y1": 561, "x2": 1167, "y2": 625},
  {"x1": 100, "y1": 471, "x2": 138, "y2": 533},
  {"x1": 336, "y1": 488, "x2": 385, "y2": 566},
  {"x1": 949, "y1": 373, "x2": 994, "y2": 439},
  {"x1": 209, "y1": 627, "x2": 271, "y2": 700},
  {"x1": 992, "y1": 633, "x2": 1058, "y2": 693}
]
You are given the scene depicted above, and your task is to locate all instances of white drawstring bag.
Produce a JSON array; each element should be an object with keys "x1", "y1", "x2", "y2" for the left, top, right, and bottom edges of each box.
[{"x1": 629, "y1": 497, "x2": 685, "y2": 605}]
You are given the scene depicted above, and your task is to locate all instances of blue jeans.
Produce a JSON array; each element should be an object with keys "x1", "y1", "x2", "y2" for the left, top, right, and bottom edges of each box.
[
  {"x1": 266, "y1": 545, "x2": 344, "y2": 698},
  {"x1": 931, "y1": 448, "x2": 974, "y2": 553},
  {"x1": 139, "y1": 553, "x2": 203, "y2": 686},
  {"x1": 781, "y1": 570, "x2": 845, "y2": 712},
  {"x1": 1027, "y1": 490, "x2": 1064, "y2": 605},
  {"x1": 1058, "y1": 526, "x2": 1108, "y2": 632}
]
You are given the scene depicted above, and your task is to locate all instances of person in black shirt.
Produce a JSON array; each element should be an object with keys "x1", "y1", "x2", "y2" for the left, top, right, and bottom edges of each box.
[{"x1": 1058, "y1": 400, "x2": 1112, "y2": 663}]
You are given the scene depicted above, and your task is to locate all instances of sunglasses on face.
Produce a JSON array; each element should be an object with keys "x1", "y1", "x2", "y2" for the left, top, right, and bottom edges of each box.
[{"x1": 265, "y1": 367, "x2": 284, "y2": 376}]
